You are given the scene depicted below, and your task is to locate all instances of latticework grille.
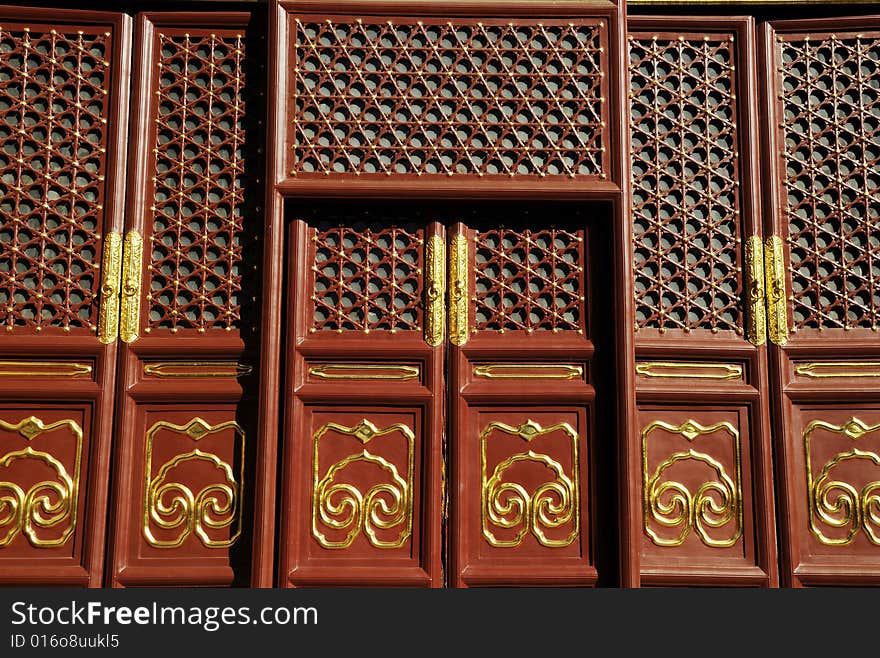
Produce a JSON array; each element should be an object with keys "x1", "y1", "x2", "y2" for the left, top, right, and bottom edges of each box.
[
  {"x1": 307, "y1": 209, "x2": 424, "y2": 333},
  {"x1": 474, "y1": 227, "x2": 585, "y2": 333},
  {"x1": 291, "y1": 17, "x2": 607, "y2": 179},
  {"x1": 777, "y1": 32, "x2": 880, "y2": 331},
  {"x1": 146, "y1": 30, "x2": 253, "y2": 333},
  {"x1": 629, "y1": 34, "x2": 744, "y2": 334},
  {"x1": 0, "y1": 25, "x2": 112, "y2": 333}
]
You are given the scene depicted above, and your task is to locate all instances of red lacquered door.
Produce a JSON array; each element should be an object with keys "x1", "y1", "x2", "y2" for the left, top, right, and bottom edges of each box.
[
  {"x1": 105, "y1": 11, "x2": 267, "y2": 587},
  {"x1": 624, "y1": 17, "x2": 779, "y2": 587},
  {"x1": 448, "y1": 204, "x2": 617, "y2": 587},
  {"x1": 761, "y1": 16, "x2": 880, "y2": 586},
  {"x1": 0, "y1": 7, "x2": 130, "y2": 586}
]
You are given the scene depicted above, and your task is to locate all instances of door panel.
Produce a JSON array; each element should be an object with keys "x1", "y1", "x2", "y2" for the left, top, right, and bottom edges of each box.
[
  {"x1": 107, "y1": 12, "x2": 264, "y2": 587},
  {"x1": 626, "y1": 18, "x2": 778, "y2": 586},
  {"x1": 637, "y1": 406, "x2": 767, "y2": 584},
  {"x1": 279, "y1": 202, "x2": 444, "y2": 587},
  {"x1": 761, "y1": 17, "x2": 880, "y2": 586},
  {"x1": 0, "y1": 8, "x2": 131, "y2": 586},
  {"x1": 449, "y1": 203, "x2": 613, "y2": 587}
]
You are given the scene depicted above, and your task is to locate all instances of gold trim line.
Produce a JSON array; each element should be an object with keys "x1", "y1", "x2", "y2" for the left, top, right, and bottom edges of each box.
[
  {"x1": 474, "y1": 364, "x2": 583, "y2": 380},
  {"x1": 425, "y1": 235, "x2": 446, "y2": 347},
  {"x1": 795, "y1": 362, "x2": 880, "y2": 379},
  {"x1": 308, "y1": 364, "x2": 419, "y2": 381},
  {"x1": 636, "y1": 362, "x2": 742, "y2": 380},
  {"x1": 765, "y1": 236, "x2": 789, "y2": 346},
  {"x1": 144, "y1": 362, "x2": 253, "y2": 378},
  {"x1": 0, "y1": 361, "x2": 92, "y2": 377},
  {"x1": 745, "y1": 235, "x2": 766, "y2": 346},
  {"x1": 120, "y1": 230, "x2": 143, "y2": 344},
  {"x1": 97, "y1": 231, "x2": 122, "y2": 344},
  {"x1": 448, "y1": 234, "x2": 469, "y2": 347}
]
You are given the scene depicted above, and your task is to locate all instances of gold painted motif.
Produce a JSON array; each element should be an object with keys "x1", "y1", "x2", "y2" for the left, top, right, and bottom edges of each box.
[
  {"x1": 481, "y1": 419, "x2": 580, "y2": 548},
  {"x1": 98, "y1": 231, "x2": 122, "y2": 344},
  {"x1": 0, "y1": 416, "x2": 83, "y2": 548},
  {"x1": 0, "y1": 362, "x2": 92, "y2": 378},
  {"x1": 745, "y1": 235, "x2": 766, "y2": 346},
  {"x1": 795, "y1": 363, "x2": 880, "y2": 379},
  {"x1": 425, "y1": 235, "x2": 446, "y2": 347},
  {"x1": 641, "y1": 419, "x2": 743, "y2": 548},
  {"x1": 473, "y1": 364, "x2": 583, "y2": 380},
  {"x1": 120, "y1": 230, "x2": 143, "y2": 344},
  {"x1": 635, "y1": 362, "x2": 742, "y2": 380},
  {"x1": 312, "y1": 419, "x2": 414, "y2": 549},
  {"x1": 143, "y1": 418, "x2": 245, "y2": 549},
  {"x1": 143, "y1": 362, "x2": 253, "y2": 378},
  {"x1": 308, "y1": 364, "x2": 419, "y2": 381},
  {"x1": 804, "y1": 417, "x2": 880, "y2": 546},
  {"x1": 448, "y1": 234, "x2": 469, "y2": 347},
  {"x1": 764, "y1": 235, "x2": 789, "y2": 346}
]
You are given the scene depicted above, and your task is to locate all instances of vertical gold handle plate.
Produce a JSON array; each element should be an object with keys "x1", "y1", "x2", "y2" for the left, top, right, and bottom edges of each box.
[
  {"x1": 425, "y1": 235, "x2": 446, "y2": 347},
  {"x1": 120, "y1": 230, "x2": 143, "y2": 344},
  {"x1": 764, "y1": 235, "x2": 789, "y2": 346},
  {"x1": 448, "y1": 234, "x2": 468, "y2": 347},
  {"x1": 744, "y1": 235, "x2": 766, "y2": 346},
  {"x1": 97, "y1": 231, "x2": 122, "y2": 344}
]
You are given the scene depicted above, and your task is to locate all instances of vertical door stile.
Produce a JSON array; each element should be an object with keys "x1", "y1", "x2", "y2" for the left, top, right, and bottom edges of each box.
[
  {"x1": 626, "y1": 16, "x2": 778, "y2": 587},
  {"x1": 761, "y1": 16, "x2": 880, "y2": 587},
  {"x1": 107, "y1": 11, "x2": 265, "y2": 588}
]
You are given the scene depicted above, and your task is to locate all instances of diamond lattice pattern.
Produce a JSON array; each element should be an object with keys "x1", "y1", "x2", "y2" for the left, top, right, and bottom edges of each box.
[
  {"x1": 147, "y1": 31, "x2": 249, "y2": 333},
  {"x1": 779, "y1": 33, "x2": 880, "y2": 331},
  {"x1": 291, "y1": 18, "x2": 607, "y2": 178},
  {"x1": 0, "y1": 25, "x2": 111, "y2": 333},
  {"x1": 474, "y1": 227, "x2": 584, "y2": 332},
  {"x1": 629, "y1": 34, "x2": 744, "y2": 334},
  {"x1": 310, "y1": 211, "x2": 424, "y2": 333}
]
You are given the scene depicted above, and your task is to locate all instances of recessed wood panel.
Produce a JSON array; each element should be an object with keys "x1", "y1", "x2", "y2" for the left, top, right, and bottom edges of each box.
[
  {"x1": 638, "y1": 407, "x2": 762, "y2": 579},
  {"x1": 789, "y1": 406, "x2": 880, "y2": 577},
  {"x1": 0, "y1": 406, "x2": 91, "y2": 566},
  {"x1": 285, "y1": 406, "x2": 430, "y2": 586},
  {"x1": 457, "y1": 407, "x2": 594, "y2": 586}
]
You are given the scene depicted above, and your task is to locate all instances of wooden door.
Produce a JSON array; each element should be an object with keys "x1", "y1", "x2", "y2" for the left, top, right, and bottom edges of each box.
[
  {"x1": 448, "y1": 203, "x2": 617, "y2": 587},
  {"x1": 761, "y1": 16, "x2": 880, "y2": 586},
  {"x1": 279, "y1": 200, "x2": 445, "y2": 587},
  {"x1": 271, "y1": 0, "x2": 626, "y2": 587},
  {"x1": 0, "y1": 7, "x2": 130, "y2": 586},
  {"x1": 105, "y1": 11, "x2": 267, "y2": 587},
  {"x1": 624, "y1": 17, "x2": 779, "y2": 586}
]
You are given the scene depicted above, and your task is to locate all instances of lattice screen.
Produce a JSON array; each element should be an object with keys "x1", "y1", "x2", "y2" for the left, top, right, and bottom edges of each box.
[
  {"x1": 146, "y1": 29, "x2": 256, "y2": 334},
  {"x1": 305, "y1": 205, "x2": 425, "y2": 333},
  {"x1": 776, "y1": 32, "x2": 880, "y2": 332},
  {"x1": 474, "y1": 227, "x2": 585, "y2": 332},
  {"x1": 0, "y1": 24, "x2": 113, "y2": 333},
  {"x1": 628, "y1": 33, "x2": 744, "y2": 335},
  {"x1": 290, "y1": 17, "x2": 608, "y2": 179}
]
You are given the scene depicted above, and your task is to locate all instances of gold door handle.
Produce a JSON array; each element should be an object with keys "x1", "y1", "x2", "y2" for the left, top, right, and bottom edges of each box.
[
  {"x1": 424, "y1": 235, "x2": 446, "y2": 347},
  {"x1": 120, "y1": 230, "x2": 144, "y2": 344},
  {"x1": 764, "y1": 235, "x2": 789, "y2": 346},
  {"x1": 448, "y1": 233, "x2": 469, "y2": 347},
  {"x1": 97, "y1": 231, "x2": 122, "y2": 344},
  {"x1": 744, "y1": 235, "x2": 766, "y2": 346}
]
